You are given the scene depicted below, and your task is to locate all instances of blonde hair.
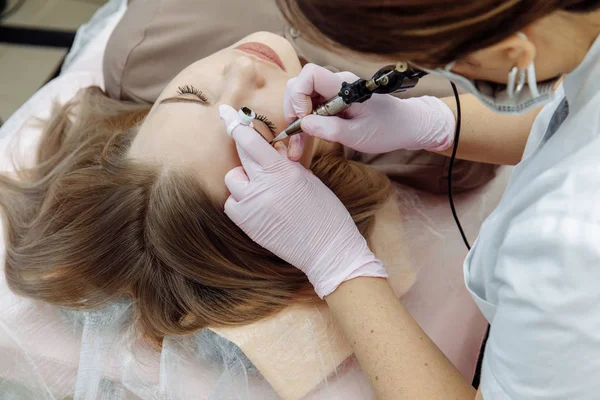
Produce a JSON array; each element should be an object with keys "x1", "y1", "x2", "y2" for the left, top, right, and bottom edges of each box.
[{"x1": 0, "y1": 87, "x2": 391, "y2": 345}]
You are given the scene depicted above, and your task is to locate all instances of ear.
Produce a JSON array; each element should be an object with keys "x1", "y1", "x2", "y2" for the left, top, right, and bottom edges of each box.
[{"x1": 498, "y1": 32, "x2": 537, "y2": 69}]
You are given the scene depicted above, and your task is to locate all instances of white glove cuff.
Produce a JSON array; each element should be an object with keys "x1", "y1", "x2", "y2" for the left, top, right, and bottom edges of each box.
[
  {"x1": 314, "y1": 257, "x2": 388, "y2": 299},
  {"x1": 421, "y1": 96, "x2": 456, "y2": 152}
]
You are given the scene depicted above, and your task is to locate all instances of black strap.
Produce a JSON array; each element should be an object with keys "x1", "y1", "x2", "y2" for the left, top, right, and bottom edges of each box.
[{"x1": 471, "y1": 324, "x2": 490, "y2": 388}]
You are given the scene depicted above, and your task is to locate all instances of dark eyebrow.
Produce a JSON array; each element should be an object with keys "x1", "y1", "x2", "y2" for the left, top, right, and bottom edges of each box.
[{"x1": 159, "y1": 96, "x2": 209, "y2": 106}]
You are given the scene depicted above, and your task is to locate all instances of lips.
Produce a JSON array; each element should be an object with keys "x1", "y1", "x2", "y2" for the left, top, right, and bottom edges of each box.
[{"x1": 235, "y1": 42, "x2": 286, "y2": 72}]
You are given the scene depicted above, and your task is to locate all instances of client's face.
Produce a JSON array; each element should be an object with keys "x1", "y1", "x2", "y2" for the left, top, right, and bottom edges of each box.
[{"x1": 131, "y1": 32, "x2": 308, "y2": 200}]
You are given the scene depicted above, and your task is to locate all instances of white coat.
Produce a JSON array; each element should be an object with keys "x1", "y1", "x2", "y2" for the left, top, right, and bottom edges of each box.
[{"x1": 465, "y1": 33, "x2": 600, "y2": 399}]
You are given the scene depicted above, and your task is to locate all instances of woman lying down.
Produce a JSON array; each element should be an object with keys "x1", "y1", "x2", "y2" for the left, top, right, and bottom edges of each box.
[
  {"x1": 1, "y1": 31, "x2": 394, "y2": 339},
  {"x1": 0, "y1": 32, "x2": 486, "y2": 398}
]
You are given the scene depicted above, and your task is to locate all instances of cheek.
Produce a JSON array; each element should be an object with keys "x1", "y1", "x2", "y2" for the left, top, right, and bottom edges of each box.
[
  {"x1": 298, "y1": 135, "x2": 314, "y2": 169},
  {"x1": 452, "y1": 62, "x2": 512, "y2": 84},
  {"x1": 454, "y1": 52, "x2": 517, "y2": 84},
  {"x1": 223, "y1": 137, "x2": 242, "y2": 167},
  {"x1": 256, "y1": 82, "x2": 288, "y2": 128},
  {"x1": 218, "y1": 141, "x2": 243, "y2": 198},
  {"x1": 196, "y1": 137, "x2": 242, "y2": 202}
]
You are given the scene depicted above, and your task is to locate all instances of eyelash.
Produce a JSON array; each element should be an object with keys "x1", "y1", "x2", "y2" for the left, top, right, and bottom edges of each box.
[
  {"x1": 177, "y1": 84, "x2": 275, "y2": 132},
  {"x1": 255, "y1": 114, "x2": 276, "y2": 133},
  {"x1": 177, "y1": 85, "x2": 208, "y2": 102}
]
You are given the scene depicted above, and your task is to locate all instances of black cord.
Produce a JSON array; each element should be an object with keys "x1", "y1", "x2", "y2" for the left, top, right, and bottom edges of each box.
[
  {"x1": 448, "y1": 82, "x2": 471, "y2": 251},
  {"x1": 449, "y1": 82, "x2": 487, "y2": 389},
  {"x1": 0, "y1": 0, "x2": 26, "y2": 19}
]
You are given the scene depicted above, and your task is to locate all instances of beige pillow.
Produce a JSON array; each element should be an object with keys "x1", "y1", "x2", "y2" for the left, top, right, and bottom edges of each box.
[
  {"x1": 103, "y1": 0, "x2": 459, "y2": 103},
  {"x1": 103, "y1": 0, "x2": 288, "y2": 102}
]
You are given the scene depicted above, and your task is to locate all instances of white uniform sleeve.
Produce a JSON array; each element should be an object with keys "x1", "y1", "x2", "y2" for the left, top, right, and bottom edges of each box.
[{"x1": 480, "y1": 214, "x2": 600, "y2": 400}]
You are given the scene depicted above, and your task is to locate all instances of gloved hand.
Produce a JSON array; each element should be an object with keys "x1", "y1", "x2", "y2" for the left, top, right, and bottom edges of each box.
[
  {"x1": 284, "y1": 63, "x2": 456, "y2": 161},
  {"x1": 219, "y1": 104, "x2": 388, "y2": 298}
]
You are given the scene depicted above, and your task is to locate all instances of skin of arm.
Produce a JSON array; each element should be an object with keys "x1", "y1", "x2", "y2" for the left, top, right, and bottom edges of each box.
[
  {"x1": 437, "y1": 94, "x2": 542, "y2": 166},
  {"x1": 325, "y1": 277, "x2": 482, "y2": 400}
]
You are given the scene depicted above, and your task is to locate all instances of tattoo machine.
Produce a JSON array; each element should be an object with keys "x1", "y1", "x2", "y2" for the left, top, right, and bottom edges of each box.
[{"x1": 270, "y1": 62, "x2": 428, "y2": 144}]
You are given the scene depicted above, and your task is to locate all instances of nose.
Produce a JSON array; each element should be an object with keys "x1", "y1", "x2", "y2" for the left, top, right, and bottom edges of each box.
[{"x1": 221, "y1": 56, "x2": 266, "y2": 106}]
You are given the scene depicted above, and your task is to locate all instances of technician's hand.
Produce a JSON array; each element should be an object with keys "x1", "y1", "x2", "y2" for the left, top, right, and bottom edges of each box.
[
  {"x1": 284, "y1": 63, "x2": 456, "y2": 160},
  {"x1": 219, "y1": 104, "x2": 387, "y2": 298}
]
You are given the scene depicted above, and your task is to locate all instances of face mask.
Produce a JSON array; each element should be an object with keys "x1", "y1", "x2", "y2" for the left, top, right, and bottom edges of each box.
[{"x1": 415, "y1": 33, "x2": 562, "y2": 115}]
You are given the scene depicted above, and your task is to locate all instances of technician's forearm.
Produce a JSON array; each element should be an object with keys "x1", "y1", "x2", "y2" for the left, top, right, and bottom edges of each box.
[
  {"x1": 325, "y1": 277, "x2": 476, "y2": 400},
  {"x1": 437, "y1": 94, "x2": 540, "y2": 165}
]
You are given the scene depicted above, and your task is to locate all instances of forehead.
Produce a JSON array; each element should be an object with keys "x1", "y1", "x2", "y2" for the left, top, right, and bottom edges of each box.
[{"x1": 130, "y1": 102, "x2": 240, "y2": 201}]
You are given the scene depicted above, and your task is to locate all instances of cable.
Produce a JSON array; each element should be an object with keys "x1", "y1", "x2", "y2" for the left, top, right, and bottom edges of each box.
[
  {"x1": 448, "y1": 82, "x2": 471, "y2": 251},
  {"x1": 449, "y1": 83, "x2": 485, "y2": 391},
  {"x1": 0, "y1": 0, "x2": 26, "y2": 20}
]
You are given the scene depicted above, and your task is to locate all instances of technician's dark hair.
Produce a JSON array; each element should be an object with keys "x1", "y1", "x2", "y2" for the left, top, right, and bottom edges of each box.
[{"x1": 276, "y1": 0, "x2": 600, "y2": 66}]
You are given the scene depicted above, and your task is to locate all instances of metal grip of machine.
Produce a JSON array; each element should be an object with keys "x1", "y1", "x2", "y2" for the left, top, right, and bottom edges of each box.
[
  {"x1": 280, "y1": 97, "x2": 351, "y2": 138},
  {"x1": 313, "y1": 96, "x2": 351, "y2": 116}
]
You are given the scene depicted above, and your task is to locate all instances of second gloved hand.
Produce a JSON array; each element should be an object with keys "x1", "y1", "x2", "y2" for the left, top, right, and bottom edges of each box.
[
  {"x1": 284, "y1": 64, "x2": 456, "y2": 158},
  {"x1": 219, "y1": 104, "x2": 388, "y2": 298}
]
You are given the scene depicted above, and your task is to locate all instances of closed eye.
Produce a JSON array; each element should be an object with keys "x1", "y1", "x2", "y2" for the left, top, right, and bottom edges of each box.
[
  {"x1": 255, "y1": 114, "x2": 277, "y2": 134},
  {"x1": 177, "y1": 85, "x2": 209, "y2": 102},
  {"x1": 160, "y1": 84, "x2": 210, "y2": 106}
]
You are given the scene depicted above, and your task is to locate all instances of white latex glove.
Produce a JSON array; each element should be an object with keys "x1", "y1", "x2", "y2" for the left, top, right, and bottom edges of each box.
[
  {"x1": 219, "y1": 104, "x2": 388, "y2": 298},
  {"x1": 284, "y1": 63, "x2": 456, "y2": 161}
]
